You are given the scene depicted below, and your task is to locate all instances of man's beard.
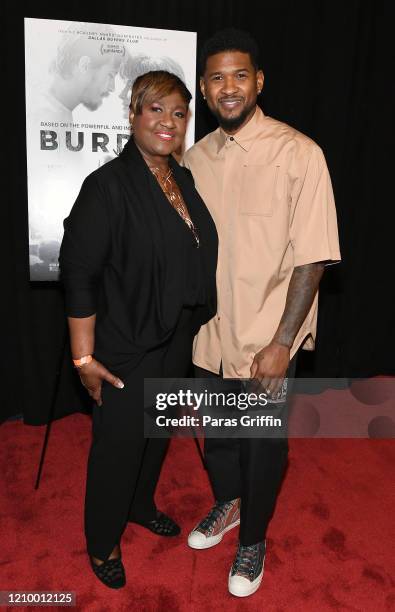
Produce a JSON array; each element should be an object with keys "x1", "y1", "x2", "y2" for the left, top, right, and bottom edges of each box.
[{"x1": 213, "y1": 101, "x2": 255, "y2": 132}]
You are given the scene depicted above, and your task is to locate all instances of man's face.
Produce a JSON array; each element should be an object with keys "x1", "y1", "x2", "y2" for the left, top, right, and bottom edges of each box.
[
  {"x1": 200, "y1": 51, "x2": 263, "y2": 133},
  {"x1": 80, "y1": 59, "x2": 119, "y2": 111}
]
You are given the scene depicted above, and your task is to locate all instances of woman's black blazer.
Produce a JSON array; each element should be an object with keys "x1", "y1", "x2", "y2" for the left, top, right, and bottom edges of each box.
[{"x1": 59, "y1": 137, "x2": 218, "y2": 375}]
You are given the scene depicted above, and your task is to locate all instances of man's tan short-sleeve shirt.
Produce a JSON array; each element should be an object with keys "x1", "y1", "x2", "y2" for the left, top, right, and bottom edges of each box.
[{"x1": 183, "y1": 107, "x2": 341, "y2": 378}]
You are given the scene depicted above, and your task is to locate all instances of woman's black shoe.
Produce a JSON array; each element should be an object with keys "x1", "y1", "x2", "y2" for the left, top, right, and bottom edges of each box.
[
  {"x1": 132, "y1": 511, "x2": 181, "y2": 536},
  {"x1": 90, "y1": 556, "x2": 126, "y2": 589}
]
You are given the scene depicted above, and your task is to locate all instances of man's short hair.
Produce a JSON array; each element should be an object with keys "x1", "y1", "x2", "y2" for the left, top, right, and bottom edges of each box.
[
  {"x1": 199, "y1": 28, "x2": 261, "y2": 75},
  {"x1": 130, "y1": 70, "x2": 192, "y2": 114}
]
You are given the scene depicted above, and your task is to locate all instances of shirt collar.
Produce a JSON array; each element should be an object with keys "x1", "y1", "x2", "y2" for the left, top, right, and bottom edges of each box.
[{"x1": 214, "y1": 106, "x2": 266, "y2": 154}]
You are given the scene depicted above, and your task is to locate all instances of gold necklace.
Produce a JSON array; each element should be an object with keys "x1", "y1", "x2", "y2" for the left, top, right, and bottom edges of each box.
[{"x1": 149, "y1": 166, "x2": 200, "y2": 248}]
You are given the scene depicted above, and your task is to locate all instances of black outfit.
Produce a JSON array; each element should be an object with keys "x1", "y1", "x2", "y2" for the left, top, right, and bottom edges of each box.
[
  {"x1": 196, "y1": 356, "x2": 297, "y2": 547},
  {"x1": 60, "y1": 138, "x2": 217, "y2": 560}
]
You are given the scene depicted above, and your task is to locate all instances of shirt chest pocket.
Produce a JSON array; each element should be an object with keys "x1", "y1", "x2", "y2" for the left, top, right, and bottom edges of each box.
[{"x1": 239, "y1": 164, "x2": 281, "y2": 216}]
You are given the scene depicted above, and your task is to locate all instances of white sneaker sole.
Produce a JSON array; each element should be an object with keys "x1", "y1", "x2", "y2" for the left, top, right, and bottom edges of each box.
[
  {"x1": 187, "y1": 518, "x2": 240, "y2": 550},
  {"x1": 228, "y1": 562, "x2": 265, "y2": 597}
]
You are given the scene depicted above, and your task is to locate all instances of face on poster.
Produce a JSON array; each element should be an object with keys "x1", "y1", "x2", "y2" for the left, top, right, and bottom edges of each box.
[{"x1": 24, "y1": 18, "x2": 197, "y2": 280}]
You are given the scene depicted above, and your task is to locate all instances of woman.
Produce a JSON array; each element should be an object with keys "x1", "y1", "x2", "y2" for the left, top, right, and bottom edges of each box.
[{"x1": 59, "y1": 71, "x2": 217, "y2": 589}]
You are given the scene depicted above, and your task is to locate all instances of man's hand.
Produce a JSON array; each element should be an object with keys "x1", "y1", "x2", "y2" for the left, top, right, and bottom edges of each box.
[
  {"x1": 77, "y1": 358, "x2": 124, "y2": 406},
  {"x1": 250, "y1": 341, "x2": 290, "y2": 396},
  {"x1": 249, "y1": 262, "x2": 324, "y2": 396}
]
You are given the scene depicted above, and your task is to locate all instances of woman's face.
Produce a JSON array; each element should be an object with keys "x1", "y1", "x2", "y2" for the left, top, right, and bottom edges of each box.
[{"x1": 131, "y1": 91, "x2": 188, "y2": 161}]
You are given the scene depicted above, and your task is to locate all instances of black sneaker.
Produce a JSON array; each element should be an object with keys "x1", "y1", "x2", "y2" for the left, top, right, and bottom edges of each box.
[{"x1": 228, "y1": 541, "x2": 266, "y2": 597}]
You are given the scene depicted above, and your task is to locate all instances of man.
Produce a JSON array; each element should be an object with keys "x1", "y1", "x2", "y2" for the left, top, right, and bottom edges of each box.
[
  {"x1": 27, "y1": 23, "x2": 122, "y2": 281},
  {"x1": 183, "y1": 29, "x2": 340, "y2": 597},
  {"x1": 34, "y1": 22, "x2": 121, "y2": 125}
]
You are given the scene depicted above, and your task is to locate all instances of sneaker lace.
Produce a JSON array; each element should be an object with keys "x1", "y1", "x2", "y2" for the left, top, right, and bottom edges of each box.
[
  {"x1": 197, "y1": 500, "x2": 234, "y2": 534},
  {"x1": 232, "y1": 543, "x2": 261, "y2": 580}
]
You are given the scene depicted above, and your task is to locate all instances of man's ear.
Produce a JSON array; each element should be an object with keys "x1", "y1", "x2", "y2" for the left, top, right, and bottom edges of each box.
[
  {"x1": 200, "y1": 76, "x2": 206, "y2": 100},
  {"x1": 78, "y1": 56, "x2": 91, "y2": 74},
  {"x1": 129, "y1": 110, "x2": 134, "y2": 127},
  {"x1": 256, "y1": 70, "x2": 264, "y2": 95}
]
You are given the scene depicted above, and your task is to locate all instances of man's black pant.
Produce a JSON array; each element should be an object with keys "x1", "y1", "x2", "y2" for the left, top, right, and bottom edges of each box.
[{"x1": 196, "y1": 357, "x2": 296, "y2": 546}]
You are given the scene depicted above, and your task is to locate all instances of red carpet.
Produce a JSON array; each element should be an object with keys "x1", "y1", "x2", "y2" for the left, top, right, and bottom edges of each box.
[{"x1": 1, "y1": 414, "x2": 395, "y2": 611}]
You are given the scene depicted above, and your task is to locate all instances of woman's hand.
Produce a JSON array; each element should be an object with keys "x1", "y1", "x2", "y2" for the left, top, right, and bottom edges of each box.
[{"x1": 77, "y1": 358, "x2": 124, "y2": 406}]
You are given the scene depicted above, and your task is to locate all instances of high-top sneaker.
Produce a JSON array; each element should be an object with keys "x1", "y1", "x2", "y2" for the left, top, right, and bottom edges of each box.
[
  {"x1": 187, "y1": 498, "x2": 240, "y2": 549},
  {"x1": 228, "y1": 541, "x2": 266, "y2": 597}
]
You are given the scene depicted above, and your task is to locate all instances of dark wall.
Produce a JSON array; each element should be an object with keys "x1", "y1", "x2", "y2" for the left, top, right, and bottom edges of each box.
[{"x1": 1, "y1": 0, "x2": 394, "y2": 424}]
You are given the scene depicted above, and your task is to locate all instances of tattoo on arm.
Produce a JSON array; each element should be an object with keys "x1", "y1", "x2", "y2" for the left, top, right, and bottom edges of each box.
[{"x1": 273, "y1": 263, "x2": 325, "y2": 348}]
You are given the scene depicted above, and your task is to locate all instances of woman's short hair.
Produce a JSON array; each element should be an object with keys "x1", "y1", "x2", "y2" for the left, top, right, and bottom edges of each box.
[{"x1": 130, "y1": 70, "x2": 192, "y2": 114}]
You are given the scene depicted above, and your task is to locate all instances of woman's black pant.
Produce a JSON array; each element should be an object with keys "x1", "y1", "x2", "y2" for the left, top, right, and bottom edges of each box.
[
  {"x1": 85, "y1": 308, "x2": 194, "y2": 560},
  {"x1": 197, "y1": 356, "x2": 297, "y2": 547}
]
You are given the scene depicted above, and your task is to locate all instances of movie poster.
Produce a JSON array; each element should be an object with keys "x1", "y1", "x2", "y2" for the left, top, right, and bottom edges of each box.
[{"x1": 24, "y1": 18, "x2": 197, "y2": 280}]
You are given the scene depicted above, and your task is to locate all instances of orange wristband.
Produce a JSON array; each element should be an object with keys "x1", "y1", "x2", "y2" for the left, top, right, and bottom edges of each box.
[{"x1": 73, "y1": 354, "x2": 93, "y2": 368}]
